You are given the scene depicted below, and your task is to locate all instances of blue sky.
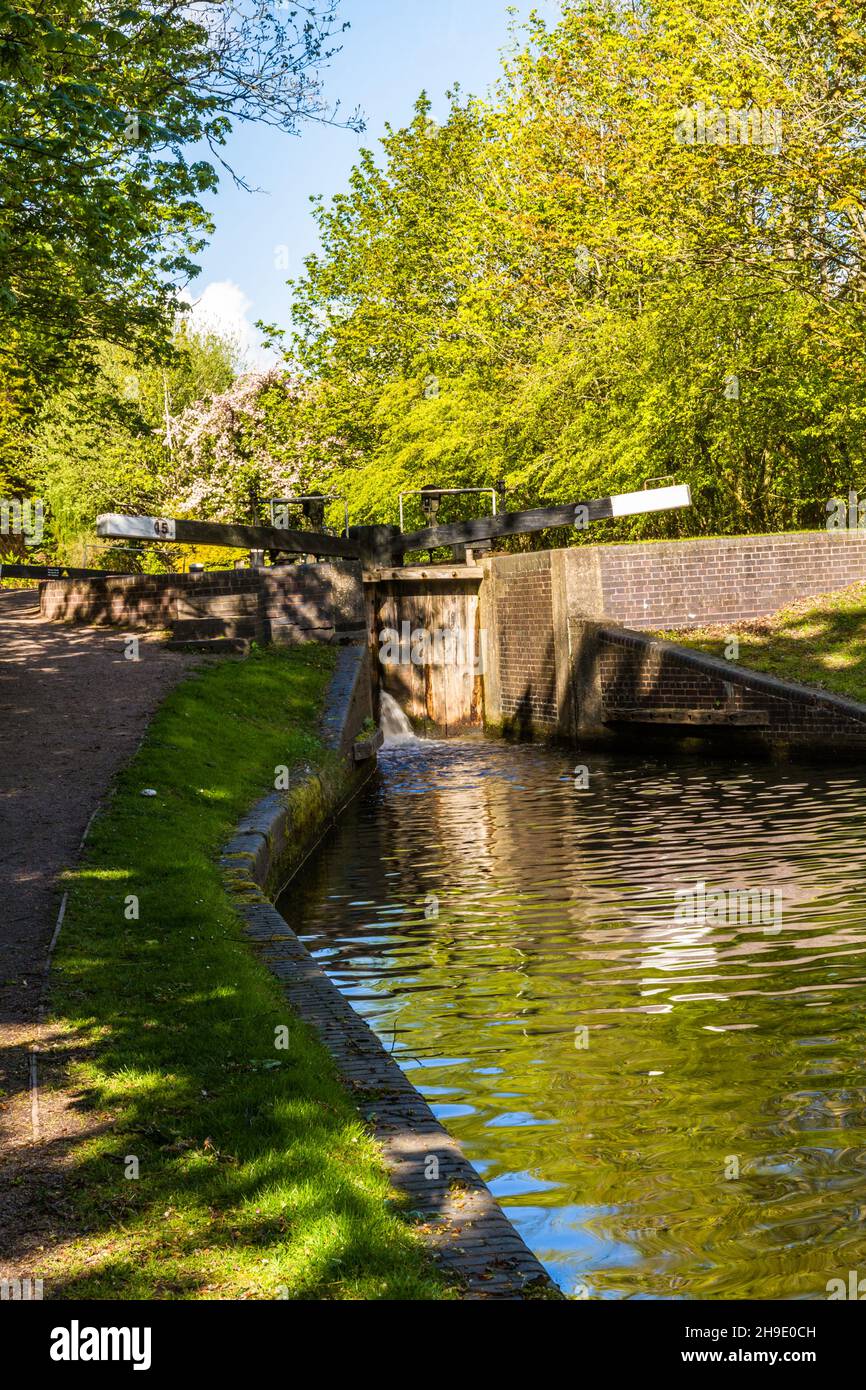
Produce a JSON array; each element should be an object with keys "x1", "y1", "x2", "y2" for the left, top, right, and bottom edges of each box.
[{"x1": 186, "y1": 0, "x2": 560, "y2": 363}]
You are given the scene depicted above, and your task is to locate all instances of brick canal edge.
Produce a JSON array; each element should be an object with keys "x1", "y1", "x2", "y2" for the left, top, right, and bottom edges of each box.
[{"x1": 221, "y1": 646, "x2": 560, "y2": 1300}]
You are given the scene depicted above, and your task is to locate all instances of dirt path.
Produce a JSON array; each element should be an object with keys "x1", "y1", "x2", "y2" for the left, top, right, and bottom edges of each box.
[{"x1": 0, "y1": 589, "x2": 194, "y2": 1277}]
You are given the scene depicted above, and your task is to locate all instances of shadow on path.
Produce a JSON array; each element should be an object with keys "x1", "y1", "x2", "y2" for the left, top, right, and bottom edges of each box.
[{"x1": 0, "y1": 589, "x2": 195, "y2": 1272}]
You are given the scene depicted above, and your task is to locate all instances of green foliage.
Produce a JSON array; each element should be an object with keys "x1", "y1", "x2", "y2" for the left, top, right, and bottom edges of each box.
[
  {"x1": 1, "y1": 0, "x2": 355, "y2": 487},
  {"x1": 266, "y1": 0, "x2": 866, "y2": 541},
  {"x1": 29, "y1": 329, "x2": 240, "y2": 560},
  {"x1": 14, "y1": 0, "x2": 866, "y2": 550}
]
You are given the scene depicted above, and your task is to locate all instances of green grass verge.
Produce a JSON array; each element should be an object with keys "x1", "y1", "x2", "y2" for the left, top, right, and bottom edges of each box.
[
  {"x1": 656, "y1": 581, "x2": 866, "y2": 706},
  {"x1": 45, "y1": 645, "x2": 451, "y2": 1300}
]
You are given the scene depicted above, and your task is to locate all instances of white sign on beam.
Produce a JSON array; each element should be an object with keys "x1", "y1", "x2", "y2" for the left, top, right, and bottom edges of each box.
[
  {"x1": 609, "y1": 484, "x2": 691, "y2": 518},
  {"x1": 97, "y1": 513, "x2": 177, "y2": 541}
]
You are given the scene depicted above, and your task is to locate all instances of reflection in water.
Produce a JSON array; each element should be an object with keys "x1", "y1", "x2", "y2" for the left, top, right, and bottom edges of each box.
[{"x1": 277, "y1": 740, "x2": 866, "y2": 1299}]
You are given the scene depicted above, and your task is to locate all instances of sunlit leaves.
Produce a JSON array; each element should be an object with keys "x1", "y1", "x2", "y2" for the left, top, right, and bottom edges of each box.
[
  {"x1": 275, "y1": 0, "x2": 866, "y2": 537},
  {"x1": 0, "y1": 0, "x2": 353, "y2": 471}
]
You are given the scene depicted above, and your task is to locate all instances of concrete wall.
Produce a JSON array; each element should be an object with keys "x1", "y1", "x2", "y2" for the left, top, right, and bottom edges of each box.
[{"x1": 40, "y1": 561, "x2": 366, "y2": 645}]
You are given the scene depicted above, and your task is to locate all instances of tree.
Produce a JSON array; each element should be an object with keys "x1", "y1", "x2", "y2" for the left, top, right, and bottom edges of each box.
[
  {"x1": 29, "y1": 328, "x2": 242, "y2": 560},
  {"x1": 0, "y1": 0, "x2": 357, "y2": 463},
  {"x1": 164, "y1": 367, "x2": 307, "y2": 523},
  {"x1": 270, "y1": 0, "x2": 866, "y2": 542}
]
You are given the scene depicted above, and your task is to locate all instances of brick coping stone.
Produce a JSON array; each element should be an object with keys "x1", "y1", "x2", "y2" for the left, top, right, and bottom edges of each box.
[{"x1": 221, "y1": 654, "x2": 560, "y2": 1301}]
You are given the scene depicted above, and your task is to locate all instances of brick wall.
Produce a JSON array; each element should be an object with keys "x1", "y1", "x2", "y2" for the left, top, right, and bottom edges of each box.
[
  {"x1": 41, "y1": 569, "x2": 255, "y2": 628},
  {"x1": 591, "y1": 625, "x2": 866, "y2": 754},
  {"x1": 482, "y1": 531, "x2": 866, "y2": 741},
  {"x1": 480, "y1": 534, "x2": 866, "y2": 753},
  {"x1": 40, "y1": 561, "x2": 365, "y2": 643},
  {"x1": 563, "y1": 530, "x2": 866, "y2": 629},
  {"x1": 491, "y1": 554, "x2": 558, "y2": 729}
]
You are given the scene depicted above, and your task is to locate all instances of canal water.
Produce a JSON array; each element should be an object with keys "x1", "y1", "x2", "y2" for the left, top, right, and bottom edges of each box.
[{"x1": 277, "y1": 737, "x2": 866, "y2": 1299}]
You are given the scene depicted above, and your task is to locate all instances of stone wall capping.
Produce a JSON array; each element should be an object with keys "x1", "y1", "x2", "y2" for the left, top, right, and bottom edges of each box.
[{"x1": 354, "y1": 728, "x2": 384, "y2": 762}]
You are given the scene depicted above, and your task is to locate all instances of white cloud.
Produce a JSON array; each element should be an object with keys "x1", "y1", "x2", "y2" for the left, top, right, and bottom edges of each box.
[{"x1": 179, "y1": 280, "x2": 279, "y2": 369}]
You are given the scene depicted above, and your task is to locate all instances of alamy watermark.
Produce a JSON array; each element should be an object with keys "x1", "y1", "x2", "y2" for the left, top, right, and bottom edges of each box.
[
  {"x1": 380, "y1": 622, "x2": 485, "y2": 675},
  {"x1": 826, "y1": 491, "x2": 866, "y2": 530},
  {"x1": 827, "y1": 1270, "x2": 866, "y2": 1299},
  {"x1": 674, "y1": 103, "x2": 783, "y2": 154},
  {"x1": 1, "y1": 497, "x2": 44, "y2": 547},
  {"x1": 50, "y1": 1322, "x2": 151, "y2": 1370},
  {"x1": 1, "y1": 1276, "x2": 43, "y2": 1300},
  {"x1": 675, "y1": 879, "x2": 782, "y2": 933}
]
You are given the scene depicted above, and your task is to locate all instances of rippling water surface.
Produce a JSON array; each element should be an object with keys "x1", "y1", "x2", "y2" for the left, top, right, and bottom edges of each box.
[{"x1": 277, "y1": 739, "x2": 866, "y2": 1298}]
